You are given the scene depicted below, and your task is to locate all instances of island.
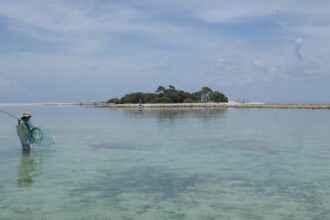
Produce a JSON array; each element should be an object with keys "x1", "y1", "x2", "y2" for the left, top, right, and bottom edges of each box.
[
  {"x1": 1, "y1": 85, "x2": 329, "y2": 109},
  {"x1": 106, "y1": 85, "x2": 228, "y2": 104}
]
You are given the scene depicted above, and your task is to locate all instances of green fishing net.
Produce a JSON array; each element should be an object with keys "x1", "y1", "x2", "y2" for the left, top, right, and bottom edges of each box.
[{"x1": 16, "y1": 121, "x2": 55, "y2": 147}]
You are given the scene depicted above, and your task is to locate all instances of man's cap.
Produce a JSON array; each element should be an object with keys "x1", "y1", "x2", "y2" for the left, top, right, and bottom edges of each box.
[{"x1": 22, "y1": 112, "x2": 32, "y2": 117}]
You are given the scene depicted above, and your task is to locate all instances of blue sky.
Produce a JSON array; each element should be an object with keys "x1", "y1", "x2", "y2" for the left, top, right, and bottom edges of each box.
[{"x1": 0, "y1": 0, "x2": 330, "y2": 103}]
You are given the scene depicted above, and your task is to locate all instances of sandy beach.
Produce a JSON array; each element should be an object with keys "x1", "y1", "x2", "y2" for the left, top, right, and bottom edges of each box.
[{"x1": 92, "y1": 102, "x2": 330, "y2": 110}]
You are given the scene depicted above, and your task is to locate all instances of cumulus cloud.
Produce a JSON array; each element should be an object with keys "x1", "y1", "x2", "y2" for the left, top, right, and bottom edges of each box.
[
  {"x1": 0, "y1": 1, "x2": 144, "y2": 33},
  {"x1": 0, "y1": 0, "x2": 236, "y2": 56},
  {"x1": 0, "y1": 0, "x2": 330, "y2": 102},
  {"x1": 0, "y1": 1, "x2": 149, "y2": 55},
  {"x1": 205, "y1": 50, "x2": 325, "y2": 87}
]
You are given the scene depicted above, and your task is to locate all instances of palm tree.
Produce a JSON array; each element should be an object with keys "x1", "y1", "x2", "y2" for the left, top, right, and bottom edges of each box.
[
  {"x1": 168, "y1": 85, "x2": 176, "y2": 91},
  {"x1": 156, "y1": 86, "x2": 166, "y2": 94},
  {"x1": 201, "y1": 86, "x2": 213, "y2": 93}
]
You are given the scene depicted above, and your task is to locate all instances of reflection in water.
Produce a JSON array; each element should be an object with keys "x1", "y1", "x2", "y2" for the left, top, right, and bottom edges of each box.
[
  {"x1": 123, "y1": 108, "x2": 228, "y2": 122},
  {"x1": 17, "y1": 152, "x2": 35, "y2": 187}
]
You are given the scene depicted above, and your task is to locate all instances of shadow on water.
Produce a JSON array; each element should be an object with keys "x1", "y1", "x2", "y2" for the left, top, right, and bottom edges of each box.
[{"x1": 17, "y1": 151, "x2": 35, "y2": 187}]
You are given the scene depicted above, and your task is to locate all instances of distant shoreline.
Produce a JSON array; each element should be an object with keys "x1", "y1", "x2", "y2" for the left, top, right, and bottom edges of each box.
[
  {"x1": 0, "y1": 103, "x2": 77, "y2": 107},
  {"x1": 94, "y1": 102, "x2": 330, "y2": 110},
  {"x1": 1, "y1": 102, "x2": 330, "y2": 110}
]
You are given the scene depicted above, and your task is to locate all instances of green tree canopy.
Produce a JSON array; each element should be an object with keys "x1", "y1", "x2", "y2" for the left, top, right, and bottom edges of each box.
[
  {"x1": 106, "y1": 85, "x2": 228, "y2": 104},
  {"x1": 156, "y1": 86, "x2": 166, "y2": 94}
]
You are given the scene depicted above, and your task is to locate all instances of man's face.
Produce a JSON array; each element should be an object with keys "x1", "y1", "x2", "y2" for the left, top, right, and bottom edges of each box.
[{"x1": 23, "y1": 116, "x2": 31, "y2": 121}]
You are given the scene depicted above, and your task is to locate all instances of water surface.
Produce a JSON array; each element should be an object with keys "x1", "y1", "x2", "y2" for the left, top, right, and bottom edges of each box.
[{"x1": 0, "y1": 106, "x2": 330, "y2": 220}]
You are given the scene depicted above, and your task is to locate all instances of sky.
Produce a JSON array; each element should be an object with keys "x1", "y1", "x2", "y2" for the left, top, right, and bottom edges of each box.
[{"x1": 0, "y1": 0, "x2": 330, "y2": 103}]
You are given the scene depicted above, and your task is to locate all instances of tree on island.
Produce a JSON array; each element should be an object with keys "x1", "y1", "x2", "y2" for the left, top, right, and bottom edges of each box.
[
  {"x1": 201, "y1": 86, "x2": 213, "y2": 93},
  {"x1": 107, "y1": 85, "x2": 228, "y2": 104},
  {"x1": 168, "y1": 85, "x2": 175, "y2": 91},
  {"x1": 156, "y1": 86, "x2": 166, "y2": 95}
]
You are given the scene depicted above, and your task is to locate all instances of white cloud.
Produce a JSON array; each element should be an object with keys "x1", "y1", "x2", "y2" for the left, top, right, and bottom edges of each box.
[
  {"x1": 198, "y1": 3, "x2": 274, "y2": 23},
  {"x1": 0, "y1": 0, "x2": 330, "y2": 102},
  {"x1": 0, "y1": 0, "x2": 237, "y2": 56},
  {"x1": 196, "y1": 0, "x2": 330, "y2": 24},
  {"x1": 0, "y1": 1, "x2": 144, "y2": 33},
  {"x1": 0, "y1": 1, "x2": 150, "y2": 55}
]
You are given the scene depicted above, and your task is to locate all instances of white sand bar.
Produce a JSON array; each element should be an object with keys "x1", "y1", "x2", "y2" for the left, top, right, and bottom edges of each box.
[{"x1": 93, "y1": 102, "x2": 330, "y2": 109}]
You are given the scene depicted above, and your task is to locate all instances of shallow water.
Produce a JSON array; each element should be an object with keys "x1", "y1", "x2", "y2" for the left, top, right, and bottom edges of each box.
[{"x1": 0, "y1": 106, "x2": 330, "y2": 220}]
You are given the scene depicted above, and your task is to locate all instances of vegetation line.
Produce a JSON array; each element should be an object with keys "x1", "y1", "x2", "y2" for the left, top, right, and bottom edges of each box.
[{"x1": 107, "y1": 85, "x2": 228, "y2": 104}]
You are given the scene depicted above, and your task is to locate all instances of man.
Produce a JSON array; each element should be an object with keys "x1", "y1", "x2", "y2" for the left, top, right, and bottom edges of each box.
[{"x1": 17, "y1": 112, "x2": 33, "y2": 151}]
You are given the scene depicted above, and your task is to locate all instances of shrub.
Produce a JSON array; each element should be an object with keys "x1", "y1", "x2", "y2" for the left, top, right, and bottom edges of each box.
[{"x1": 107, "y1": 98, "x2": 121, "y2": 104}]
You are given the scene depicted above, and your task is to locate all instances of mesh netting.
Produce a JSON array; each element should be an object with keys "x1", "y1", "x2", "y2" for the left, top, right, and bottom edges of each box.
[{"x1": 16, "y1": 121, "x2": 55, "y2": 147}]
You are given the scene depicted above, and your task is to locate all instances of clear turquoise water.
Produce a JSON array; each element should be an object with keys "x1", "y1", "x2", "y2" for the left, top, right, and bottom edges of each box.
[{"x1": 0, "y1": 106, "x2": 330, "y2": 220}]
